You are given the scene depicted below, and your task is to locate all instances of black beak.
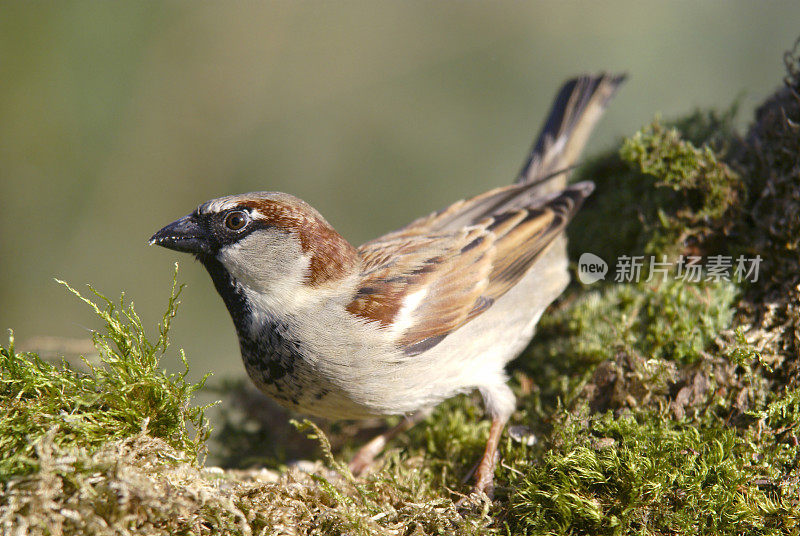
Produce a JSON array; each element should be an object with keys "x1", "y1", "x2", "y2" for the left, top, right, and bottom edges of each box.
[{"x1": 149, "y1": 214, "x2": 210, "y2": 255}]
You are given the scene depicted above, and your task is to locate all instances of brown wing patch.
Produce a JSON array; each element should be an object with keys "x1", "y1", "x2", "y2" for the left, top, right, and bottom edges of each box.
[
  {"x1": 349, "y1": 183, "x2": 592, "y2": 355},
  {"x1": 396, "y1": 228, "x2": 493, "y2": 348},
  {"x1": 348, "y1": 228, "x2": 494, "y2": 344},
  {"x1": 347, "y1": 236, "x2": 450, "y2": 326}
]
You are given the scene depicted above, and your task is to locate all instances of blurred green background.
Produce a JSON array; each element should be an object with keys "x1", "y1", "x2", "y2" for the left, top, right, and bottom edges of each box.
[{"x1": 2, "y1": 2, "x2": 799, "y2": 384}]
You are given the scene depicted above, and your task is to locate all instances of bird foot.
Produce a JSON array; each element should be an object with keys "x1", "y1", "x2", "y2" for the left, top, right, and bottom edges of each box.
[{"x1": 348, "y1": 445, "x2": 380, "y2": 476}]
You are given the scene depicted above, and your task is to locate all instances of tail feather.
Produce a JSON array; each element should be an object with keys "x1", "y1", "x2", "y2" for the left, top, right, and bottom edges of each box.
[{"x1": 515, "y1": 73, "x2": 627, "y2": 194}]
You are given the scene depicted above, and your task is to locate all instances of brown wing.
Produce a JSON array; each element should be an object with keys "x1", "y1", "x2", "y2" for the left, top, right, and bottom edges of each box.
[
  {"x1": 348, "y1": 226, "x2": 495, "y2": 355},
  {"x1": 348, "y1": 182, "x2": 593, "y2": 356}
]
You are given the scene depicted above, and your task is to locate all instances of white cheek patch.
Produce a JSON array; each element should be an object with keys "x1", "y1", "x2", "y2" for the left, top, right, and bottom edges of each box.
[
  {"x1": 217, "y1": 243, "x2": 247, "y2": 281},
  {"x1": 217, "y1": 231, "x2": 314, "y2": 311}
]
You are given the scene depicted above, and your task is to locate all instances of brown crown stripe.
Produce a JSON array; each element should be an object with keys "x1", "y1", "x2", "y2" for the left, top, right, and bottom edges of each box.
[{"x1": 240, "y1": 198, "x2": 360, "y2": 287}]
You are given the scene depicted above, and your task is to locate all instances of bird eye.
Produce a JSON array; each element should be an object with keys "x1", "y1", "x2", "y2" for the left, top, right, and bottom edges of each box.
[{"x1": 224, "y1": 210, "x2": 249, "y2": 231}]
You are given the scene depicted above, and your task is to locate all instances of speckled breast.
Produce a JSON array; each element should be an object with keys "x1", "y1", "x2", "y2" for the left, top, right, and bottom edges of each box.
[{"x1": 237, "y1": 319, "x2": 373, "y2": 419}]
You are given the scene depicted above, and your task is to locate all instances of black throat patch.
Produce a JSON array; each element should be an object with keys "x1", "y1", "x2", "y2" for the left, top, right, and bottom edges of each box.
[
  {"x1": 198, "y1": 255, "x2": 311, "y2": 408},
  {"x1": 199, "y1": 255, "x2": 251, "y2": 334}
]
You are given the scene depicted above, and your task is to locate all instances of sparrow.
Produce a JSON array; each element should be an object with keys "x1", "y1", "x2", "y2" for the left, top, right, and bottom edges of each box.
[{"x1": 150, "y1": 73, "x2": 625, "y2": 497}]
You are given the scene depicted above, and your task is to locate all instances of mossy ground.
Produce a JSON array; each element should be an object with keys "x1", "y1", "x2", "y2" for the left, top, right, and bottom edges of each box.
[{"x1": 3, "y1": 44, "x2": 800, "y2": 536}]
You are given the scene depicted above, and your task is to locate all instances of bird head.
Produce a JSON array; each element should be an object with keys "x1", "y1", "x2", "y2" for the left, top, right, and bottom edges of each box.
[{"x1": 151, "y1": 192, "x2": 360, "y2": 309}]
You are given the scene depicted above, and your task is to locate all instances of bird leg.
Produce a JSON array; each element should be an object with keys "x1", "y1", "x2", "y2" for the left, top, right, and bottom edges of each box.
[
  {"x1": 349, "y1": 409, "x2": 430, "y2": 476},
  {"x1": 471, "y1": 416, "x2": 507, "y2": 498}
]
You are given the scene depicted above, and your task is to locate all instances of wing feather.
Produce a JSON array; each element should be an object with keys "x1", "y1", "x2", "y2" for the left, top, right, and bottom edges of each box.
[{"x1": 348, "y1": 182, "x2": 593, "y2": 355}]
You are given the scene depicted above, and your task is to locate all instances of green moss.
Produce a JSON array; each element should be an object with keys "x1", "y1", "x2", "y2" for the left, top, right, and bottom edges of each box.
[
  {"x1": 520, "y1": 278, "x2": 738, "y2": 420},
  {"x1": 279, "y1": 419, "x2": 493, "y2": 536},
  {"x1": 0, "y1": 265, "x2": 211, "y2": 479},
  {"x1": 670, "y1": 106, "x2": 741, "y2": 151},
  {"x1": 506, "y1": 411, "x2": 798, "y2": 535},
  {"x1": 0, "y1": 269, "x2": 498, "y2": 535},
  {"x1": 569, "y1": 110, "x2": 742, "y2": 263},
  {"x1": 620, "y1": 118, "x2": 741, "y2": 255}
]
